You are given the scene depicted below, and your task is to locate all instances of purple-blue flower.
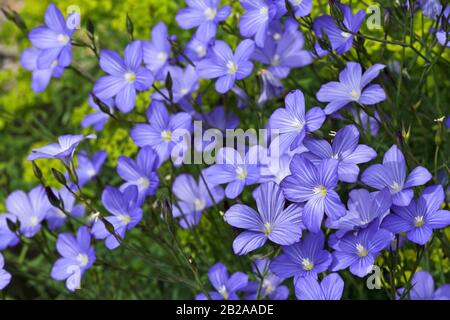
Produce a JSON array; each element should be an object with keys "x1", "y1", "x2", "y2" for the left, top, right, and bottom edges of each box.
[
  {"x1": 294, "y1": 273, "x2": 344, "y2": 300},
  {"x1": 304, "y1": 125, "x2": 377, "y2": 183},
  {"x1": 153, "y1": 65, "x2": 198, "y2": 103},
  {"x1": 398, "y1": 270, "x2": 450, "y2": 300},
  {"x1": 239, "y1": 0, "x2": 278, "y2": 47},
  {"x1": 197, "y1": 39, "x2": 255, "y2": 93},
  {"x1": 117, "y1": 146, "x2": 160, "y2": 204},
  {"x1": 75, "y1": 150, "x2": 107, "y2": 188},
  {"x1": 143, "y1": 22, "x2": 171, "y2": 81},
  {"x1": 28, "y1": 4, "x2": 74, "y2": 69},
  {"x1": 81, "y1": 95, "x2": 114, "y2": 131},
  {"x1": 317, "y1": 62, "x2": 387, "y2": 115},
  {"x1": 257, "y1": 69, "x2": 284, "y2": 106},
  {"x1": 46, "y1": 188, "x2": 85, "y2": 230},
  {"x1": 172, "y1": 172, "x2": 224, "y2": 229},
  {"x1": 331, "y1": 221, "x2": 392, "y2": 277},
  {"x1": 91, "y1": 186, "x2": 143, "y2": 250},
  {"x1": 288, "y1": 0, "x2": 312, "y2": 17},
  {"x1": 0, "y1": 253, "x2": 11, "y2": 290},
  {"x1": 93, "y1": 41, "x2": 154, "y2": 113},
  {"x1": 130, "y1": 101, "x2": 192, "y2": 165},
  {"x1": 184, "y1": 34, "x2": 210, "y2": 62},
  {"x1": 196, "y1": 262, "x2": 248, "y2": 300},
  {"x1": 225, "y1": 182, "x2": 304, "y2": 255},
  {"x1": 20, "y1": 47, "x2": 65, "y2": 93},
  {"x1": 270, "y1": 232, "x2": 332, "y2": 279},
  {"x1": 27, "y1": 134, "x2": 96, "y2": 165},
  {"x1": 0, "y1": 214, "x2": 19, "y2": 250},
  {"x1": 176, "y1": 0, "x2": 231, "y2": 40},
  {"x1": 5, "y1": 186, "x2": 50, "y2": 237},
  {"x1": 313, "y1": 4, "x2": 365, "y2": 54},
  {"x1": 51, "y1": 226, "x2": 95, "y2": 292},
  {"x1": 203, "y1": 147, "x2": 261, "y2": 199},
  {"x1": 242, "y1": 259, "x2": 289, "y2": 300},
  {"x1": 382, "y1": 185, "x2": 450, "y2": 245},
  {"x1": 253, "y1": 19, "x2": 313, "y2": 79},
  {"x1": 328, "y1": 188, "x2": 392, "y2": 238},
  {"x1": 361, "y1": 144, "x2": 432, "y2": 206},
  {"x1": 268, "y1": 90, "x2": 326, "y2": 152},
  {"x1": 281, "y1": 155, "x2": 346, "y2": 233}
]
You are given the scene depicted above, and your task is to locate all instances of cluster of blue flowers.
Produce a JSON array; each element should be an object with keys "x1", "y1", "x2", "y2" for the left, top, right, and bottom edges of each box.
[{"x1": 1, "y1": 0, "x2": 449, "y2": 299}]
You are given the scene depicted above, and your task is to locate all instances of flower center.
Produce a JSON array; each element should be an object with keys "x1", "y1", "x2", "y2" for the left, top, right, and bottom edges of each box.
[
  {"x1": 195, "y1": 45, "x2": 206, "y2": 57},
  {"x1": 356, "y1": 243, "x2": 368, "y2": 257},
  {"x1": 124, "y1": 71, "x2": 136, "y2": 83},
  {"x1": 157, "y1": 52, "x2": 168, "y2": 62},
  {"x1": 226, "y1": 60, "x2": 238, "y2": 75},
  {"x1": 29, "y1": 216, "x2": 39, "y2": 226},
  {"x1": 260, "y1": 6, "x2": 268, "y2": 16},
  {"x1": 313, "y1": 186, "x2": 327, "y2": 197},
  {"x1": 57, "y1": 33, "x2": 70, "y2": 45},
  {"x1": 263, "y1": 222, "x2": 272, "y2": 236},
  {"x1": 341, "y1": 31, "x2": 352, "y2": 39},
  {"x1": 273, "y1": 32, "x2": 281, "y2": 41},
  {"x1": 76, "y1": 253, "x2": 89, "y2": 267},
  {"x1": 271, "y1": 54, "x2": 281, "y2": 66},
  {"x1": 294, "y1": 0, "x2": 303, "y2": 4},
  {"x1": 180, "y1": 87, "x2": 189, "y2": 95},
  {"x1": 218, "y1": 285, "x2": 229, "y2": 300},
  {"x1": 301, "y1": 258, "x2": 314, "y2": 271},
  {"x1": 389, "y1": 181, "x2": 403, "y2": 194},
  {"x1": 292, "y1": 118, "x2": 304, "y2": 131},
  {"x1": 262, "y1": 279, "x2": 275, "y2": 294},
  {"x1": 161, "y1": 130, "x2": 172, "y2": 142},
  {"x1": 414, "y1": 216, "x2": 425, "y2": 228},
  {"x1": 235, "y1": 166, "x2": 248, "y2": 180},
  {"x1": 137, "y1": 177, "x2": 150, "y2": 189},
  {"x1": 118, "y1": 214, "x2": 131, "y2": 226},
  {"x1": 204, "y1": 7, "x2": 217, "y2": 20},
  {"x1": 350, "y1": 89, "x2": 361, "y2": 101},
  {"x1": 51, "y1": 60, "x2": 58, "y2": 68},
  {"x1": 194, "y1": 198, "x2": 206, "y2": 211}
]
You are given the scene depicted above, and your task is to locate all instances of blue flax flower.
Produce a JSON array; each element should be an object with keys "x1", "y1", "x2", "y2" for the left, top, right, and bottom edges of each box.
[
  {"x1": 317, "y1": 62, "x2": 386, "y2": 115},
  {"x1": 0, "y1": 253, "x2": 11, "y2": 290},
  {"x1": 5, "y1": 186, "x2": 50, "y2": 238},
  {"x1": 398, "y1": 270, "x2": 450, "y2": 300},
  {"x1": 92, "y1": 186, "x2": 143, "y2": 250},
  {"x1": 288, "y1": 0, "x2": 312, "y2": 17},
  {"x1": 81, "y1": 95, "x2": 114, "y2": 132},
  {"x1": 75, "y1": 150, "x2": 107, "y2": 188},
  {"x1": 0, "y1": 214, "x2": 19, "y2": 250},
  {"x1": 93, "y1": 41, "x2": 154, "y2": 113},
  {"x1": 295, "y1": 273, "x2": 344, "y2": 300},
  {"x1": 152, "y1": 65, "x2": 199, "y2": 103},
  {"x1": 130, "y1": 101, "x2": 192, "y2": 165},
  {"x1": 270, "y1": 232, "x2": 332, "y2": 280},
  {"x1": 382, "y1": 185, "x2": 450, "y2": 245},
  {"x1": 331, "y1": 221, "x2": 392, "y2": 277},
  {"x1": 304, "y1": 124, "x2": 377, "y2": 183},
  {"x1": 197, "y1": 39, "x2": 255, "y2": 93},
  {"x1": 196, "y1": 262, "x2": 248, "y2": 300},
  {"x1": 203, "y1": 147, "x2": 261, "y2": 199},
  {"x1": 281, "y1": 155, "x2": 346, "y2": 233},
  {"x1": 117, "y1": 146, "x2": 160, "y2": 204},
  {"x1": 51, "y1": 226, "x2": 95, "y2": 292},
  {"x1": 225, "y1": 182, "x2": 304, "y2": 255},
  {"x1": 313, "y1": 4, "x2": 365, "y2": 54},
  {"x1": 143, "y1": 22, "x2": 172, "y2": 81},
  {"x1": 268, "y1": 90, "x2": 325, "y2": 152},
  {"x1": 361, "y1": 144, "x2": 432, "y2": 206},
  {"x1": 176, "y1": 0, "x2": 231, "y2": 40},
  {"x1": 172, "y1": 172, "x2": 224, "y2": 229},
  {"x1": 46, "y1": 188, "x2": 85, "y2": 230}
]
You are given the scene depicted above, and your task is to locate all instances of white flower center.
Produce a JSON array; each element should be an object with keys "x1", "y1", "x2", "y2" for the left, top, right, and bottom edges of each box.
[
  {"x1": 29, "y1": 216, "x2": 39, "y2": 226},
  {"x1": 350, "y1": 89, "x2": 361, "y2": 101},
  {"x1": 86, "y1": 168, "x2": 96, "y2": 177},
  {"x1": 194, "y1": 198, "x2": 206, "y2": 211},
  {"x1": 313, "y1": 186, "x2": 327, "y2": 197},
  {"x1": 341, "y1": 31, "x2": 352, "y2": 39},
  {"x1": 332, "y1": 153, "x2": 340, "y2": 160},
  {"x1": 180, "y1": 87, "x2": 189, "y2": 95},
  {"x1": 260, "y1": 6, "x2": 268, "y2": 15},
  {"x1": 292, "y1": 118, "x2": 304, "y2": 131},
  {"x1": 195, "y1": 45, "x2": 206, "y2": 57},
  {"x1": 137, "y1": 177, "x2": 150, "y2": 189},
  {"x1": 51, "y1": 60, "x2": 58, "y2": 68},
  {"x1": 218, "y1": 285, "x2": 229, "y2": 299},
  {"x1": 390, "y1": 181, "x2": 403, "y2": 194},
  {"x1": 204, "y1": 7, "x2": 217, "y2": 20},
  {"x1": 124, "y1": 71, "x2": 136, "y2": 83},
  {"x1": 57, "y1": 34, "x2": 70, "y2": 45},
  {"x1": 273, "y1": 32, "x2": 281, "y2": 41},
  {"x1": 414, "y1": 216, "x2": 425, "y2": 228},
  {"x1": 235, "y1": 166, "x2": 248, "y2": 180},
  {"x1": 76, "y1": 253, "x2": 89, "y2": 267},
  {"x1": 356, "y1": 243, "x2": 368, "y2": 257},
  {"x1": 263, "y1": 279, "x2": 275, "y2": 294},
  {"x1": 301, "y1": 258, "x2": 314, "y2": 271},
  {"x1": 161, "y1": 130, "x2": 172, "y2": 142},
  {"x1": 263, "y1": 222, "x2": 272, "y2": 236},
  {"x1": 157, "y1": 52, "x2": 168, "y2": 62},
  {"x1": 271, "y1": 54, "x2": 281, "y2": 66},
  {"x1": 226, "y1": 60, "x2": 238, "y2": 75},
  {"x1": 118, "y1": 214, "x2": 131, "y2": 226}
]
